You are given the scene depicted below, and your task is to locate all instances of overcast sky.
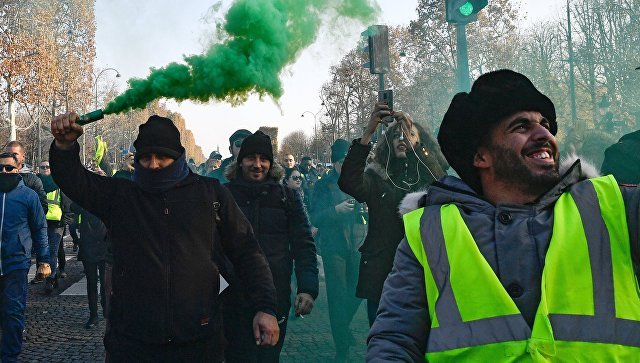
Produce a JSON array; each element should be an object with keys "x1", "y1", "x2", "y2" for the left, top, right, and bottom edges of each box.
[{"x1": 95, "y1": 0, "x2": 563, "y2": 158}]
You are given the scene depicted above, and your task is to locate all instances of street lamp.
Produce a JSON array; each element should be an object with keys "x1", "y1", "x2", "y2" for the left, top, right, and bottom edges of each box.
[
  {"x1": 83, "y1": 67, "x2": 121, "y2": 164},
  {"x1": 93, "y1": 67, "x2": 121, "y2": 110},
  {"x1": 301, "y1": 109, "x2": 323, "y2": 161}
]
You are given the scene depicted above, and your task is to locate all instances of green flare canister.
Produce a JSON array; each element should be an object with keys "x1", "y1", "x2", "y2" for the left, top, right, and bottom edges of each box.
[{"x1": 77, "y1": 109, "x2": 104, "y2": 126}]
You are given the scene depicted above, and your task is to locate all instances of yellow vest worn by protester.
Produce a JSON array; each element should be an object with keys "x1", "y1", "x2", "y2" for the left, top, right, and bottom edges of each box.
[
  {"x1": 403, "y1": 175, "x2": 640, "y2": 362},
  {"x1": 46, "y1": 189, "x2": 62, "y2": 222}
]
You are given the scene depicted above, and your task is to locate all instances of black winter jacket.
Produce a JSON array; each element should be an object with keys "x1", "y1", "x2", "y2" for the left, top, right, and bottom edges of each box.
[
  {"x1": 311, "y1": 169, "x2": 367, "y2": 254},
  {"x1": 71, "y1": 203, "x2": 109, "y2": 264},
  {"x1": 50, "y1": 142, "x2": 277, "y2": 343},
  {"x1": 338, "y1": 140, "x2": 445, "y2": 302},
  {"x1": 225, "y1": 163, "x2": 319, "y2": 318}
]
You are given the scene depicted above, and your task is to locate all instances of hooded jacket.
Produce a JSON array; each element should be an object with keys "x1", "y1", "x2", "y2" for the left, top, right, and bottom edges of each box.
[
  {"x1": 225, "y1": 161, "x2": 319, "y2": 318},
  {"x1": 49, "y1": 142, "x2": 277, "y2": 344},
  {"x1": 367, "y1": 157, "x2": 640, "y2": 361},
  {"x1": 338, "y1": 140, "x2": 446, "y2": 302},
  {"x1": 0, "y1": 178, "x2": 50, "y2": 275}
]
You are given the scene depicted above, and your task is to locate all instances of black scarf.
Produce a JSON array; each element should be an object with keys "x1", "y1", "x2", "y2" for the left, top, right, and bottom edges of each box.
[
  {"x1": 133, "y1": 153, "x2": 190, "y2": 194},
  {"x1": 0, "y1": 174, "x2": 21, "y2": 193}
]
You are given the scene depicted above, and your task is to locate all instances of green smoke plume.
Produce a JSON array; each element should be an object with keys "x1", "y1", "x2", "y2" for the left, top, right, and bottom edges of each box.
[{"x1": 103, "y1": 0, "x2": 380, "y2": 115}]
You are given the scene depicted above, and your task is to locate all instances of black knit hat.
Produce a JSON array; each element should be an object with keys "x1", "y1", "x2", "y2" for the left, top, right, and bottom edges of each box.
[
  {"x1": 331, "y1": 139, "x2": 350, "y2": 163},
  {"x1": 237, "y1": 131, "x2": 273, "y2": 164},
  {"x1": 438, "y1": 69, "x2": 556, "y2": 192},
  {"x1": 133, "y1": 115, "x2": 184, "y2": 160}
]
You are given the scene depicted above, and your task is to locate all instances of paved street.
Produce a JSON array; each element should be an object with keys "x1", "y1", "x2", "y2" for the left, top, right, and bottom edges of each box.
[{"x1": 16, "y1": 239, "x2": 370, "y2": 362}]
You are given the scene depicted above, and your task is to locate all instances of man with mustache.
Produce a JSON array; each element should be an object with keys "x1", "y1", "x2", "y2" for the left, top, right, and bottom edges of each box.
[
  {"x1": 367, "y1": 70, "x2": 640, "y2": 361},
  {"x1": 224, "y1": 131, "x2": 318, "y2": 362}
]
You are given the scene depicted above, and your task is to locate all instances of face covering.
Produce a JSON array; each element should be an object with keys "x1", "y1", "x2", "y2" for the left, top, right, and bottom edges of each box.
[
  {"x1": 0, "y1": 173, "x2": 21, "y2": 193},
  {"x1": 133, "y1": 153, "x2": 190, "y2": 193}
]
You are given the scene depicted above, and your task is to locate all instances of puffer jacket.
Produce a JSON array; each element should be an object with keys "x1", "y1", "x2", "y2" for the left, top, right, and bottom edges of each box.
[
  {"x1": 50, "y1": 142, "x2": 277, "y2": 344},
  {"x1": 225, "y1": 162, "x2": 319, "y2": 318},
  {"x1": 0, "y1": 179, "x2": 50, "y2": 275},
  {"x1": 338, "y1": 140, "x2": 445, "y2": 302},
  {"x1": 367, "y1": 158, "x2": 640, "y2": 361}
]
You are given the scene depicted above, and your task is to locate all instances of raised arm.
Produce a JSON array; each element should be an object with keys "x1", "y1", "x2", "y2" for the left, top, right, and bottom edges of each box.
[{"x1": 49, "y1": 112, "x2": 116, "y2": 222}]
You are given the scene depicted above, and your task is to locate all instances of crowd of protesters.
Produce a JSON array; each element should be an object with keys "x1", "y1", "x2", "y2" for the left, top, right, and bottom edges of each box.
[{"x1": 1, "y1": 68, "x2": 639, "y2": 362}]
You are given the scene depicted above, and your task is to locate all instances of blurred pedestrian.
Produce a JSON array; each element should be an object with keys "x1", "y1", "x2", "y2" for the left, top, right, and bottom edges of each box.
[
  {"x1": 71, "y1": 194, "x2": 109, "y2": 329},
  {"x1": 203, "y1": 150, "x2": 223, "y2": 177},
  {"x1": 0, "y1": 151, "x2": 51, "y2": 363},
  {"x1": 49, "y1": 113, "x2": 279, "y2": 362},
  {"x1": 36, "y1": 160, "x2": 74, "y2": 293},
  {"x1": 224, "y1": 131, "x2": 319, "y2": 362},
  {"x1": 210, "y1": 129, "x2": 251, "y2": 183},
  {"x1": 311, "y1": 139, "x2": 365, "y2": 362}
]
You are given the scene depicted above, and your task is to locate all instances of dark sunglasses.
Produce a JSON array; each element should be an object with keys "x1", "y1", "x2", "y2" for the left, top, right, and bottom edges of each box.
[
  {"x1": 0, "y1": 164, "x2": 17, "y2": 172},
  {"x1": 291, "y1": 176, "x2": 302, "y2": 181},
  {"x1": 39, "y1": 165, "x2": 50, "y2": 169}
]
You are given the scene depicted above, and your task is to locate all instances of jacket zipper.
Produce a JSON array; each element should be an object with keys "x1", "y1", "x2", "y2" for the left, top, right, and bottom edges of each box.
[
  {"x1": 0, "y1": 193, "x2": 5, "y2": 276},
  {"x1": 163, "y1": 195, "x2": 172, "y2": 342}
]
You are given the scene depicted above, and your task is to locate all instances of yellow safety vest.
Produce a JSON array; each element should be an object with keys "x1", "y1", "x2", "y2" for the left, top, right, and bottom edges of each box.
[
  {"x1": 404, "y1": 175, "x2": 640, "y2": 362},
  {"x1": 46, "y1": 189, "x2": 62, "y2": 222}
]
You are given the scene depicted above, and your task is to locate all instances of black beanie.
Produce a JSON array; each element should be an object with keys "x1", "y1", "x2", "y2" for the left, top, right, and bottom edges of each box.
[
  {"x1": 133, "y1": 115, "x2": 185, "y2": 160},
  {"x1": 438, "y1": 69, "x2": 556, "y2": 192},
  {"x1": 331, "y1": 139, "x2": 350, "y2": 163},
  {"x1": 237, "y1": 131, "x2": 273, "y2": 164}
]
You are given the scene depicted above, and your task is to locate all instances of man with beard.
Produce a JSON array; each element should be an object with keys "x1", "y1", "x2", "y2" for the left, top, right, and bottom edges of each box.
[
  {"x1": 48, "y1": 114, "x2": 279, "y2": 362},
  {"x1": 224, "y1": 131, "x2": 318, "y2": 362},
  {"x1": 338, "y1": 104, "x2": 448, "y2": 326},
  {"x1": 367, "y1": 70, "x2": 640, "y2": 361}
]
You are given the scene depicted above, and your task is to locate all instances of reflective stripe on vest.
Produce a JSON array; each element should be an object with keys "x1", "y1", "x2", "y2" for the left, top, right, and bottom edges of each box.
[
  {"x1": 46, "y1": 189, "x2": 62, "y2": 222},
  {"x1": 403, "y1": 175, "x2": 640, "y2": 362}
]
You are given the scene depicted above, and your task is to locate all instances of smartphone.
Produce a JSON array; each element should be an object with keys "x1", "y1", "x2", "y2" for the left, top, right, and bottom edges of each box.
[{"x1": 378, "y1": 89, "x2": 393, "y2": 110}]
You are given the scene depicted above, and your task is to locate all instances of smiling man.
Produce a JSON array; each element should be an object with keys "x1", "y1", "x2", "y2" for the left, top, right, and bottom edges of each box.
[
  {"x1": 367, "y1": 69, "x2": 640, "y2": 361},
  {"x1": 224, "y1": 131, "x2": 319, "y2": 362}
]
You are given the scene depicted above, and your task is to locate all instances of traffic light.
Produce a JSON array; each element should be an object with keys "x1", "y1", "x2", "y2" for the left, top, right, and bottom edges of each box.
[
  {"x1": 446, "y1": 0, "x2": 488, "y2": 24},
  {"x1": 361, "y1": 25, "x2": 390, "y2": 74}
]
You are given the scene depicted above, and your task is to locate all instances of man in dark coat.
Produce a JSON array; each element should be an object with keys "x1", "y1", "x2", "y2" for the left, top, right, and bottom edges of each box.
[
  {"x1": 224, "y1": 131, "x2": 319, "y2": 362},
  {"x1": 71, "y1": 198, "x2": 109, "y2": 330},
  {"x1": 310, "y1": 139, "x2": 365, "y2": 362},
  {"x1": 210, "y1": 129, "x2": 251, "y2": 184},
  {"x1": 338, "y1": 107, "x2": 448, "y2": 326},
  {"x1": 601, "y1": 129, "x2": 640, "y2": 184},
  {"x1": 49, "y1": 113, "x2": 279, "y2": 362}
]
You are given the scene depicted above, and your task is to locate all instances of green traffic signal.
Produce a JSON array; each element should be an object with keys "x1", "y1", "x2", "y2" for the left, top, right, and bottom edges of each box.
[{"x1": 459, "y1": 2, "x2": 474, "y2": 16}]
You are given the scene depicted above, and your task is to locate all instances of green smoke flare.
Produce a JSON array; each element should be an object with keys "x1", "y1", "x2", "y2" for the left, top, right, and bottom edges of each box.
[{"x1": 103, "y1": 0, "x2": 379, "y2": 115}]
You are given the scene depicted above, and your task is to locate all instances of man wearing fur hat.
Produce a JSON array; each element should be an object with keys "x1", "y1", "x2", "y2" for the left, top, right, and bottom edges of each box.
[
  {"x1": 367, "y1": 69, "x2": 640, "y2": 361},
  {"x1": 224, "y1": 131, "x2": 319, "y2": 362},
  {"x1": 49, "y1": 113, "x2": 279, "y2": 362}
]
